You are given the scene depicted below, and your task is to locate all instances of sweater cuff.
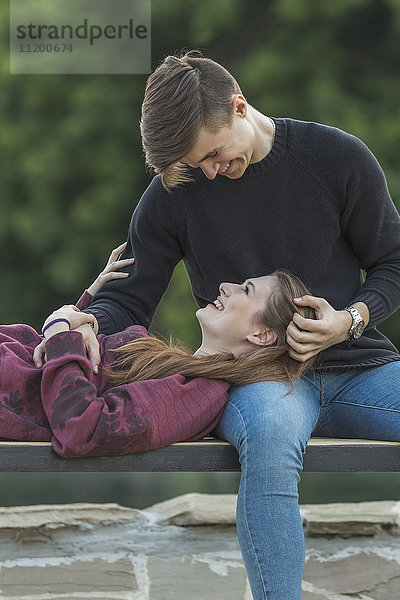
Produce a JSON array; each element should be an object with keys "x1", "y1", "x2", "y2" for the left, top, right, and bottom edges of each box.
[
  {"x1": 75, "y1": 290, "x2": 93, "y2": 311},
  {"x1": 44, "y1": 331, "x2": 87, "y2": 361},
  {"x1": 349, "y1": 291, "x2": 386, "y2": 327}
]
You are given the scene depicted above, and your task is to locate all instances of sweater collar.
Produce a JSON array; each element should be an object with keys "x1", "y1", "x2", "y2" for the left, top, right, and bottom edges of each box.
[{"x1": 241, "y1": 117, "x2": 287, "y2": 178}]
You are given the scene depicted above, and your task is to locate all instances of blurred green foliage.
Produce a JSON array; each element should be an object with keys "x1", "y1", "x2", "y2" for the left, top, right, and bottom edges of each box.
[{"x1": 1, "y1": 0, "x2": 400, "y2": 505}]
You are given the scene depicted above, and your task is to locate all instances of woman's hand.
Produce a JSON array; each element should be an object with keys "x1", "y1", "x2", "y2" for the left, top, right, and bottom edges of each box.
[
  {"x1": 42, "y1": 305, "x2": 96, "y2": 336},
  {"x1": 69, "y1": 322, "x2": 101, "y2": 374},
  {"x1": 86, "y1": 242, "x2": 135, "y2": 297},
  {"x1": 34, "y1": 319, "x2": 100, "y2": 373},
  {"x1": 34, "y1": 306, "x2": 98, "y2": 369}
]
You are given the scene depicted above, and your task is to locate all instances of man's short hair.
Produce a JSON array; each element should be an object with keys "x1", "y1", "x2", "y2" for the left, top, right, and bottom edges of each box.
[{"x1": 140, "y1": 50, "x2": 242, "y2": 191}]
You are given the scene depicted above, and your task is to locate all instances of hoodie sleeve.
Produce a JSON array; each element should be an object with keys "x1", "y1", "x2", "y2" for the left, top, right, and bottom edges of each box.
[
  {"x1": 41, "y1": 331, "x2": 230, "y2": 458},
  {"x1": 75, "y1": 290, "x2": 93, "y2": 311}
]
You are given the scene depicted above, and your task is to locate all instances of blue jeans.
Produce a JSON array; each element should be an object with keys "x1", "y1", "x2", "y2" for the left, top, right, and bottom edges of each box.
[{"x1": 212, "y1": 362, "x2": 400, "y2": 600}]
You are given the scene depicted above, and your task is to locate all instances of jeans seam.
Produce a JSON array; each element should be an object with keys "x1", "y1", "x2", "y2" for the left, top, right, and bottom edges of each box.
[
  {"x1": 319, "y1": 371, "x2": 335, "y2": 436},
  {"x1": 312, "y1": 372, "x2": 324, "y2": 433},
  {"x1": 321, "y1": 372, "x2": 326, "y2": 406},
  {"x1": 226, "y1": 399, "x2": 268, "y2": 599},
  {"x1": 303, "y1": 374, "x2": 322, "y2": 434},
  {"x1": 331, "y1": 400, "x2": 400, "y2": 413}
]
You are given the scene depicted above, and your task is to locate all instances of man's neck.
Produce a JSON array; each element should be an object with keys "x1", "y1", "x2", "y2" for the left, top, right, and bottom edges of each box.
[{"x1": 247, "y1": 106, "x2": 275, "y2": 164}]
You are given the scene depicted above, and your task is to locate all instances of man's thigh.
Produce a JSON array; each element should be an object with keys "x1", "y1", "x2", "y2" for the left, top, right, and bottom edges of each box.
[
  {"x1": 212, "y1": 378, "x2": 321, "y2": 452},
  {"x1": 315, "y1": 361, "x2": 400, "y2": 441}
]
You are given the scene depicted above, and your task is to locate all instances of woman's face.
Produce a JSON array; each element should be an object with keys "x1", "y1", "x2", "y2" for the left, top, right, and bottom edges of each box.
[{"x1": 196, "y1": 275, "x2": 278, "y2": 356}]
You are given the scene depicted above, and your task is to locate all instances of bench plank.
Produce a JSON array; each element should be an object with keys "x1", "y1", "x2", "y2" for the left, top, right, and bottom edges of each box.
[{"x1": 0, "y1": 437, "x2": 399, "y2": 472}]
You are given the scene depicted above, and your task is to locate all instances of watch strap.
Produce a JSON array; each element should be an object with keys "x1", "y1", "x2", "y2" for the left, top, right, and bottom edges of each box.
[{"x1": 344, "y1": 305, "x2": 365, "y2": 340}]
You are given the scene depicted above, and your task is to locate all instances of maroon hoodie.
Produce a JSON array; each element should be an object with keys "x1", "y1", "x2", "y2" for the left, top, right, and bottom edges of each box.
[{"x1": 0, "y1": 292, "x2": 229, "y2": 458}]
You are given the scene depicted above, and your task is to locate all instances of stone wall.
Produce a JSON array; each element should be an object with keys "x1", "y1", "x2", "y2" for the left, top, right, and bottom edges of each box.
[{"x1": 0, "y1": 494, "x2": 399, "y2": 599}]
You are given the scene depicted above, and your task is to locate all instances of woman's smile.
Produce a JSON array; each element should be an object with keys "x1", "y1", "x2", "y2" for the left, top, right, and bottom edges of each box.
[{"x1": 213, "y1": 297, "x2": 225, "y2": 310}]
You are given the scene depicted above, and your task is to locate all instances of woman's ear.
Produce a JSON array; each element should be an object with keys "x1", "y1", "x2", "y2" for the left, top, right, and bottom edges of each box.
[{"x1": 246, "y1": 327, "x2": 277, "y2": 347}]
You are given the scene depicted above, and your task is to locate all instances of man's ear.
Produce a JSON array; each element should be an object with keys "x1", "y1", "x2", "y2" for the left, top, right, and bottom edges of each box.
[
  {"x1": 231, "y1": 94, "x2": 247, "y2": 118},
  {"x1": 246, "y1": 327, "x2": 277, "y2": 347}
]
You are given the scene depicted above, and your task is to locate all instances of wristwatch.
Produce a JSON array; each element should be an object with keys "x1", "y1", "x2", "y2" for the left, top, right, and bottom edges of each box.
[{"x1": 344, "y1": 306, "x2": 365, "y2": 340}]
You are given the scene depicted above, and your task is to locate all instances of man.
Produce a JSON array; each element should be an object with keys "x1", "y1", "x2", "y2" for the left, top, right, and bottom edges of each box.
[{"x1": 36, "y1": 52, "x2": 400, "y2": 600}]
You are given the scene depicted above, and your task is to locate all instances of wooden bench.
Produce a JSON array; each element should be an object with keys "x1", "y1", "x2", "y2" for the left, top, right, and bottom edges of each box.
[{"x1": 0, "y1": 437, "x2": 399, "y2": 472}]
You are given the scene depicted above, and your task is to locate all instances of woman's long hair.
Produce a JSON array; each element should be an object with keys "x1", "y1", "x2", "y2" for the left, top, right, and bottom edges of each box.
[{"x1": 107, "y1": 271, "x2": 316, "y2": 388}]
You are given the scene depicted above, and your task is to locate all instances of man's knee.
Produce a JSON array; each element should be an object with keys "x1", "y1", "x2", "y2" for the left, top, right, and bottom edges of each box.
[{"x1": 216, "y1": 380, "x2": 317, "y2": 450}]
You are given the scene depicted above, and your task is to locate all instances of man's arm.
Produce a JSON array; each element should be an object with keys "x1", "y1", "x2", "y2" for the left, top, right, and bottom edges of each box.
[
  {"x1": 86, "y1": 176, "x2": 184, "y2": 334},
  {"x1": 338, "y1": 136, "x2": 400, "y2": 327},
  {"x1": 287, "y1": 134, "x2": 400, "y2": 362}
]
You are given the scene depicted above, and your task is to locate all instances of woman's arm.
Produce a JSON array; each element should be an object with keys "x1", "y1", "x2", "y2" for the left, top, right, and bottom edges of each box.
[
  {"x1": 85, "y1": 242, "x2": 135, "y2": 298},
  {"x1": 33, "y1": 243, "x2": 135, "y2": 370},
  {"x1": 76, "y1": 242, "x2": 135, "y2": 315},
  {"x1": 41, "y1": 330, "x2": 230, "y2": 458}
]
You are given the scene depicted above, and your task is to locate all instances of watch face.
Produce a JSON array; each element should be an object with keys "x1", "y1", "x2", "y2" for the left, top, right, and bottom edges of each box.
[{"x1": 352, "y1": 321, "x2": 365, "y2": 339}]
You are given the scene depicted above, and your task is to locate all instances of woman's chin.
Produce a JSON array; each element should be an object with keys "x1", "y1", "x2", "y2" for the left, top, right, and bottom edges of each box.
[
  {"x1": 196, "y1": 303, "x2": 219, "y2": 321},
  {"x1": 196, "y1": 306, "x2": 209, "y2": 317}
]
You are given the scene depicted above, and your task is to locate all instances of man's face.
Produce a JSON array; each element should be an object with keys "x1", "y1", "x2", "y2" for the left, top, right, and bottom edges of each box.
[{"x1": 180, "y1": 100, "x2": 255, "y2": 180}]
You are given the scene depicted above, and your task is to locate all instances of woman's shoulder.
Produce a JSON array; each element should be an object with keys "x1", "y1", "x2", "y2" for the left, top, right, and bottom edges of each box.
[
  {"x1": 99, "y1": 325, "x2": 149, "y2": 348},
  {"x1": 96, "y1": 325, "x2": 149, "y2": 373}
]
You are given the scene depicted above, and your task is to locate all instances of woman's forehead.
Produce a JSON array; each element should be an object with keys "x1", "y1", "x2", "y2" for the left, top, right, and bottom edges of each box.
[
  {"x1": 248, "y1": 275, "x2": 277, "y2": 297},
  {"x1": 251, "y1": 274, "x2": 275, "y2": 286}
]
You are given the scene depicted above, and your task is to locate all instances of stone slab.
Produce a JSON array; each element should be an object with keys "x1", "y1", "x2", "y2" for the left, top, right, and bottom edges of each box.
[
  {"x1": 148, "y1": 555, "x2": 247, "y2": 600},
  {"x1": 2, "y1": 497, "x2": 400, "y2": 538},
  {"x1": 0, "y1": 558, "x2": 138, "y2": 596},
  {"x1": 304, "y1": 553, "x2": 400, "y2": 596},
  {"x1": 0, "y1": 502, "x2": 139, "y2": 530},
  {"x1": 301, "y1": 500, "x2": 400, "y2": 537},
  {"x1": 146, "y1": 492, "x2": 237, "y2": 526},
  {"x1": 147, "y1": 494, "x2": 400, "y2": 537},
  {"x1": 301, "y1": 592, "x2": 333, "y2": 600}
]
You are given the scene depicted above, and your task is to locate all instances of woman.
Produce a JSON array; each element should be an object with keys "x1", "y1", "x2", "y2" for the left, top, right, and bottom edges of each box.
[{"x1": 0, "y1": 244, "x2": 315, "y2": 458}]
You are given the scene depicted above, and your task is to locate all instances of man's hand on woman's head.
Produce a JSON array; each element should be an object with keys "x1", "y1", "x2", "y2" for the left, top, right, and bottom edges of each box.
[
  {"x1": 286, "y1": 295, "x2": 362, "y2": 363},
  {"x1": 86, "y1": 242, "x2": 135, "y2": 297}
]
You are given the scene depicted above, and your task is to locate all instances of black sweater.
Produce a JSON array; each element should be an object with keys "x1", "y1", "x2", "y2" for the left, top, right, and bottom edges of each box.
[{"x1": 89, "y1": 117, "x2": 400, "y2": 370}]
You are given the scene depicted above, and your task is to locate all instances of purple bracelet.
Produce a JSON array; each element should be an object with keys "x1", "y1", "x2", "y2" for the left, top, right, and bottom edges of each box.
[{"x1": 42, "y1": 318, "x2": 71, "y2": 337}]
